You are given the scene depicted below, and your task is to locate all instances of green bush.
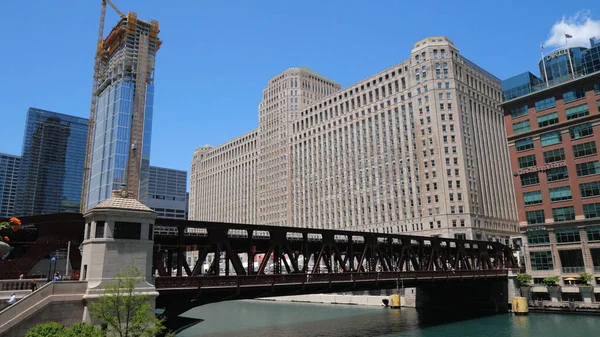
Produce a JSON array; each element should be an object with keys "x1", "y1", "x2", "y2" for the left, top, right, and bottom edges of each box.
[
  {"x1": 543, "y1": 276, "x2": 560, "y2": 285},
  {"x1": 577, "y1": 272, "x2": 593, "y2": 285},
  {"x1": 516, "y1": 273, "x2": 532, "y2": 286},
  {"x1": 62, "y1": 323, "x2": 103, "y2": 337},
  {"x1": 25, "y1": 322, "x2": 65, "y2": 337}
]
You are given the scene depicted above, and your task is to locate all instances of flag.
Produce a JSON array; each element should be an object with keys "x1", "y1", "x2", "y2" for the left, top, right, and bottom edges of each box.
[
  {"x1": 540, "y1": 43, "x2": 544, "y2": 50},
  {"x1": 565, "y1": 33, "x2": 573, "y2": 38}
]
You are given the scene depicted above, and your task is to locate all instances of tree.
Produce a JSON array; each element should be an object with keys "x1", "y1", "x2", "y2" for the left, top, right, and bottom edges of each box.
[
  {"x1": 543, "y1": 276, "x2": 560, "y2": 285},
  {"x1": 24, "y1": 322, "x2": 65, "y2": 337},
  {"x1": 89, "y1": 264, "x2": 173, "y2": 337},
  {"x1": 516, "y1": 273, "x2": 532, "y2": 286},
  {"x1": 62, "y1": 323, "x2": 104, "y2": 337},
  {"x1": 577, "y1": 272, "x2": 593, "y2": 285}
]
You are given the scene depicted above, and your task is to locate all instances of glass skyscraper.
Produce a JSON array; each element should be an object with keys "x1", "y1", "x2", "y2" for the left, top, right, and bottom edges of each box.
[
  {"x1": 147, "y1": 165, "x2": 187, "y2": 219},
  {"x1": 15, "y1": 108, "x2": 88, "y2": 216},
  {"x1": 0, "y1": 153, "x2": 20, "y2": 218},
  {"x1": 82, "y1": 13, "x2": 160, "y2": 211}
]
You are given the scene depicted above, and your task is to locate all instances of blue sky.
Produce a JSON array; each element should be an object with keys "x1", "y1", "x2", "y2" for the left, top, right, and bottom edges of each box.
[{"x1": 1, "y1": 0, "x2": 599, "y2": 174}]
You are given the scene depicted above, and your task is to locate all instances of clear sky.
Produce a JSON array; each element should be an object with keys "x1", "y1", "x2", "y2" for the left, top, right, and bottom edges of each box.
[{"x1": 1, "y1": 0, "x2": 599, "y2": 175}]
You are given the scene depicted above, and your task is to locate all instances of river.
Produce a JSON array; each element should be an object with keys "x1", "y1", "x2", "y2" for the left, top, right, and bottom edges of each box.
[{"x1": 176, "y1": 300, "x2": 600, "y2": 337}]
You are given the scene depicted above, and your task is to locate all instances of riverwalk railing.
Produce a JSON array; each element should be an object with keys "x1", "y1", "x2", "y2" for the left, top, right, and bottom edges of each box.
[{"x1": 0, "y1": 279, "x2": 47, "y2": 291}]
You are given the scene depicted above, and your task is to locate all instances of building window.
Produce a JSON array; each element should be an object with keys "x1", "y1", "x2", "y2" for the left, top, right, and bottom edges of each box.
[
  {"x1": 552, "y1": 206, "x2": 576, "y2": 222},
  {"x1": 569, "y1": 123, "x2": 593, "y2": 140},
  {"x1": 543, "y1": 148, "x2": 565, "y2": 163},
  {"x1": 555, "y1": 227, "x2": 580, "y2": 243},
  {"x1": 562, "y1": 89, "x2": 585, "y2": 103},
  {"x1": 535, "y1": 97, "x2": 556, "y2": 111},
  {"x1": 540, "y1": 131, "x2": 562, "y2": 147},
  {"x1": 114, "y1": 222, "x2": 142, "y2": 240},
  {"x1": 586, "y1": 225, "x2": 600, "y2": 241},
  {"x1": 573, "y1": 141, "x2": 597, "y2": 158},
  {"x1": 537, "y1": 112, "x2": 559, "y2": 128},
  {"x1": 524, "y1": 191, "x2": 543, "y2": 205},
  {"x1": 527, "y1": 229, "x2": 550, "y2": 245},
  {"x1": 518, "y1": 154, "x2": 537, "y2": 168},
  {"x1": 95, "y1": 221, "x2": 105, "y2": 239},
  {"x1": 580, "y1": 181, "x2": 600, "y2": 198},
  {"x1": 530, "y1": 251, "x2": 554, "y2": 270},
  {"x1": 526, "y1": 209, "x2": 545, "y2": 224},
  {"x1": 576, "y1": 161, "x2": 600, "y2": 177},
  {"x1": 521, "y1": 172, "x2": 539, "y2": 186},
  {"x1": 549, "y1": 186, "x2": 572, "y2": 202},
  {"x1": 516, "y1": 138, "x2": 534, "y2": 152},
  {"x1": 594, "y1": 83, "x2": 600, "y2": 94},
  {"x1": 546, "y1": 166, "x2": 568, "y2": 182},
  {"x1": 583, "y1": 203, "x2": 600, "y2": 219},
  {"x1": 513, "y1": 120, "x2": 531, "y2": 134},
  {"x1": 565, "y1": 104, "x2": 589, "y2": 120},
  {"x1": 511, "y1": 105, "x2": 528, "y2": 118}
]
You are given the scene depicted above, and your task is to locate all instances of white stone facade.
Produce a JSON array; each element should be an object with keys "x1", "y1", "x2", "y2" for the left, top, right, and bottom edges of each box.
[{"x1": 189, "y1": 37, "x2": 519, "y2": 242}]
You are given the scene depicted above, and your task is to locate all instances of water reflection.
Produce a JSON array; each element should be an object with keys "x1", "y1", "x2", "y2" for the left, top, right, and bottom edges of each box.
[{"x1": 177, "y1": 300, "x2": 600, "y2": 337}]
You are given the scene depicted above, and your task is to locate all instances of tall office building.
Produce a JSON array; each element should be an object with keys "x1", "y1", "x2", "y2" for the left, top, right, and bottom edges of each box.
[
  {"x1": 15, "y1": 108, "x2": 88, "y2": 216},
  {"x1": 0, "y1": 153, "x2": 20, "y2": 217},
  {"x1": 147, "y1": 165, "x2": 188, "y2": 219},
  {"x1": 191, "y1": 37, "x2": 519, "y2": 241},
  {"x1": 81, "y1": 11, "x2": 161, "y2": 211},
  {"x1": 501, "y1": 36, "x2": 600, "y2": 285}
]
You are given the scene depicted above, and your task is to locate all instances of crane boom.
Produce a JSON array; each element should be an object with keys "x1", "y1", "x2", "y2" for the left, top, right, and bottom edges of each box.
[{"x1": 106, "y1": 0, "x2": 126, "y2": 19}]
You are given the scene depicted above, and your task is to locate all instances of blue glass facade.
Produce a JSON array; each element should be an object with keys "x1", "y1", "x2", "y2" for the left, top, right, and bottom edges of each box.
[
  {"x1": 0, "y1": 153, "x2": 20, "y2": 217},
  {"x1": 15, "y1": 108, "x2": 88, "y2": 216},
  {"x1": 86, "y1": 81, "x2": 153, "y2": 209},
  {"x1": 503, "y1": 37, "x2": 600, "y2": 101}
]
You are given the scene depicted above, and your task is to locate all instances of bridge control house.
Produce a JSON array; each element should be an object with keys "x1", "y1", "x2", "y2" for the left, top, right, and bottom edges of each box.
[{"x1": 501, "y1": 36, "x2": 600, "y2": 297}]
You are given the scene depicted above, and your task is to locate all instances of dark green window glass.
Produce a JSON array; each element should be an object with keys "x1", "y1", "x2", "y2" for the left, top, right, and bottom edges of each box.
[
  {"x1": 530, "y1": 251, "x2": 553, "y2": 270},
  {"x1": 527, "y1": 230, "x2": 550, "y2": 245},
  {"x1": 562, "y1": 89, "x2": 585, "y2": 103},
  {"x1": 576, "y1": 161, "x2": 600, "y2": 177},
  {"x1": 518, "y1": 154, "x2": 537, "y2": 168},
  {"x1": 524, "y1": 191, "x2": 543, "y2": 205},
  {"x1": 565, "y1": 104, "x2": 589, "y2": 120},
  {"x1": 569, "y1": 123, "x2": 593, "y2": 139},
  {"x1": 573, "y1": 141, "x2": 597, "y2": 158},
  {"x1": 552, "y1": 206, "x2": 576, "y2": 222},
  {"x1": 513, "y1": 120, "x2": 531, "y2": 134},
  {"x1": 580, "y1": 181, "x2": 600, "y2": 198},
  {"x1": 535, "y1": 97, "x2": 556, "y2": 111},
  {"x1": 526, "y1": 210, "x2": 545, "y2": 224},
  {"x1": 583, "y1": 204, "x2": 600, "y2": 219},
  {"x1": 546, "y1": 167, "x2": 568, "y2": 182},
  {"x1": 549, "y1": 186, "x2": 572, "y2": 201},
  {"x1": 543, "y1": 148, "x2": 565, "y2": 163},
  {"x1": 586, "y1": 225, "x2": 600, "y2": 241},
  {"x1": 555, "y1": 227, "x2": 580, "y2": 243},
  {"x1": 537, "y1": 112, "x2": 559, "y2": 128},
  {"x1": 540, "y1": 131, "x2": 562, "y2": 146},
  {"x1": 521, "y1": 172, "x2": 539, "y2": 186},
  {"x1": 511, "y1": 105, "x2": 528, "y2": 118},
  {"x1": 516, "y1": 138, "x2": 534, "y2": 152}
]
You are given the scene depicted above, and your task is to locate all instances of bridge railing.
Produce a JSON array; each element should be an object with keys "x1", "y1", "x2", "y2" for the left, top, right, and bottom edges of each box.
[{"x1": 155, "y1": 269, "x2": 508, "y2": 289}]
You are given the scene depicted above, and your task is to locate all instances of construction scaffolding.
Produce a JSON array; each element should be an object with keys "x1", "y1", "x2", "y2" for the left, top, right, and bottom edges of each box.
[{"x1": 81, "y1": 0, "x2": 160, "y2": 211}]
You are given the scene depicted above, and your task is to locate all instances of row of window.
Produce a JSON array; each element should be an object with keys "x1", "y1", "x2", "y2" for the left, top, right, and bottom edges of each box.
[
  {"x1": 514, "y1": 86, "x2": 595, "y2": 119},
  {"x1": 516, "y1": 122, "x2": 594, "y2": 152},
  {"x1": 512, "y1": 100, "x2": 599, "y2": 134},
  {"x1": 527, "y1": 226, "x2": 600, "y2": 246},
  {"x1": 526, "y1": 199, "x2": 600, "y2": 224}
]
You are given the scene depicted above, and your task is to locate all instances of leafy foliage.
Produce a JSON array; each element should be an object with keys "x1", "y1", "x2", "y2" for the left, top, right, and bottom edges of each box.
[
  {"x1": 0, "y1": 217, "x2": 21, "y2": 243},
  {"x1": 543, "y1": 276, "x2": 560, "y2": 285},
  {"x1": 62, "y1": 323, "x2": 104, "y2": 337},
  {"x1": 24, "y1": 322, "x2": 65, "y2": 337},
  {"x1": 89, "y1": 264, "x2": 173, "y2": 337},
  {"x1": 516, "y1": 273, "x2": 532, "y2": 286},
  {"x1": 577, "y1": 272, "x2": 593, "y2": 285}
]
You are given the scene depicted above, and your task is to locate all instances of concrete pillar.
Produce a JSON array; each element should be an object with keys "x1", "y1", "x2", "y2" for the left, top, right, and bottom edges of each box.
[
  {"x1": 79, "y1": 189, "x2": 159, "y2": 325},
  {"x1": 581, "y1": 287, "x2": 594, "y2": 304},
  {"x1": 548, "y1": 286, "x2": 561, "y2": 302}
]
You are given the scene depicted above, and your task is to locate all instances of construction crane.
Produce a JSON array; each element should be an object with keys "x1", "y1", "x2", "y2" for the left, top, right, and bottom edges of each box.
[{"x1": 81, "y1": 0, "x2": 127, "y2": 213}]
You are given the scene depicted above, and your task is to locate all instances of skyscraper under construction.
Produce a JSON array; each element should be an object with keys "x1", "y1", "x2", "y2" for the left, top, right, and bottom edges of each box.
[{"x1": 81, "y1": 1, "x2": 161, "y2": 211}]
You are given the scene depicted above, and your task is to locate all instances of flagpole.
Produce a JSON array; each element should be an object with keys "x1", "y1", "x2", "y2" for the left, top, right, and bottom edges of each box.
[
  {"x1": 541, "y1": 43, "x2": 549, "y2": 87},
  {"x1": 565, "y1": 34, "x2": 576, "y2": 78}
]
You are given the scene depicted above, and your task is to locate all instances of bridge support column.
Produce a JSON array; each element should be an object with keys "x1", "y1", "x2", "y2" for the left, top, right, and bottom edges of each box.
[{"x1": 79, "y1": 190, "x2": 159, "y2": 328}]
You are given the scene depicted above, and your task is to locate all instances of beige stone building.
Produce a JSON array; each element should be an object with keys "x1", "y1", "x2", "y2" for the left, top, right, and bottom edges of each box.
[{"x1": 190, "y1": 37, "x2": 519, "y2": 242}]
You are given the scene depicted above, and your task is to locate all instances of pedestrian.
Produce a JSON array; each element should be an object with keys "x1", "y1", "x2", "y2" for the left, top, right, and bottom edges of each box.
[
  {"x1": 30, "y1": 279, "x2": 37, "y2": 292},
  {"x1": 7, "y1": 293, "x2": 16, "y2": 305},
  {"x1": 53, "y1": 272, "x2": 60, "y2": 282},
  {"x1": 19, "y1": 274, "x2": 23, "y2": 280}
]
